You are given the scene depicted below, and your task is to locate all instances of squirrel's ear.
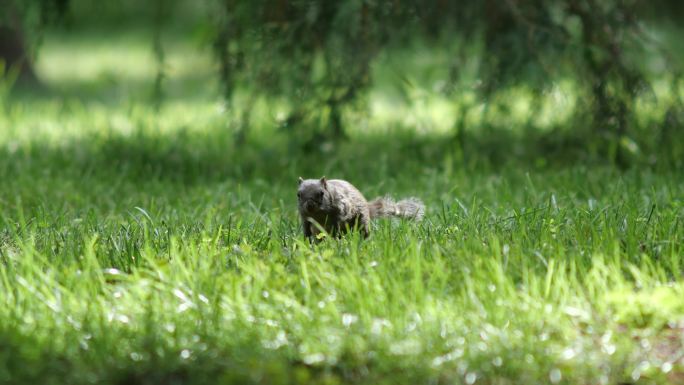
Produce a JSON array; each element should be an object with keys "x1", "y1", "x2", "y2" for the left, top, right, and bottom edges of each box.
[
  {"x1": 298, "y1": 177, "x2": 304, "y2": 185},
  {"x1": 319, "y1": 176, "x2": 327, "y2": 188}
]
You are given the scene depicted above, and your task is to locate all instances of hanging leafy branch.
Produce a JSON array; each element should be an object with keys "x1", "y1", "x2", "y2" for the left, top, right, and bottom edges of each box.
[{"x1": 210, "y1": 0, "x2": 681, "y2": 162}]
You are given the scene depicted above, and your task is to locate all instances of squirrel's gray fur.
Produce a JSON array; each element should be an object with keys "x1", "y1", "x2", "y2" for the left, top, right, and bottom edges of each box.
[{"x1": 297, "y1": 176, "x2": 424, "y2": 241}]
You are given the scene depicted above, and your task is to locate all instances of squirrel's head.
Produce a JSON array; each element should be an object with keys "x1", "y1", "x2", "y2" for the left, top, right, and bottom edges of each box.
[{"x1": 297, "y1": 176, "x2": 331, "y2": 214}]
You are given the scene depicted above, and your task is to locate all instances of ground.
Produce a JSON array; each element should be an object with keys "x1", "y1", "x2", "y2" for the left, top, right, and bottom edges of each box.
[{"x1": 0, "y1": 27, "x2": 683, "y2": 385}]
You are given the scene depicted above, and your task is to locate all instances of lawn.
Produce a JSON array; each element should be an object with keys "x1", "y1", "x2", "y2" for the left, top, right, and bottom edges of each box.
[{"x1": 0, "y1": 29, "x2": 683, "y2": 385}]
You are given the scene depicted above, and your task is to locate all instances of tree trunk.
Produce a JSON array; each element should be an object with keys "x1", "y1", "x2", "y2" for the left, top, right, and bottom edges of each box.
[{"x1": 0, "y1": 0, "x2": 39, "y2": 85}]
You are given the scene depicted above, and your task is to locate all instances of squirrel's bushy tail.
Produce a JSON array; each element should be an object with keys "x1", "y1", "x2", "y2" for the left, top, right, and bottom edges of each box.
[{"x1": 368, "y1": 196, "x2": 425, "y2": 221}]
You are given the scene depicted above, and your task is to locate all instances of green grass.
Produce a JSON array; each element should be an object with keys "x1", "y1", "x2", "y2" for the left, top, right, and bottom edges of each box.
[{"x1": 1, "y1": 28, "x2": 684, "y2": 385}]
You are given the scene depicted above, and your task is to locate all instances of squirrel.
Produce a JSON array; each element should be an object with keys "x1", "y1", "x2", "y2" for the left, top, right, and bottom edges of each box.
[{"x1": 297, "y1": 176, "x2": 425, "y2": 241}]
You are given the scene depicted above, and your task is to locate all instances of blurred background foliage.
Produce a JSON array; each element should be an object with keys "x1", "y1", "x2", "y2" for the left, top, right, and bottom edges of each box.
[{"x1": 2, "y1": 0, "x2": 684, "y2": 167}]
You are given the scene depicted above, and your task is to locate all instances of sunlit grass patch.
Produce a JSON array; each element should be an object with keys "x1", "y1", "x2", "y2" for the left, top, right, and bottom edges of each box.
[{"x1": 1, "y1": 141, "x2": 683, "y2": 384}]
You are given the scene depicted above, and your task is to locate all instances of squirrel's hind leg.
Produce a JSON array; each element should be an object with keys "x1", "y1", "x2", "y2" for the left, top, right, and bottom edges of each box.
[{"x1": 358, "y1": 214, "x2": 370, "y2": 239}]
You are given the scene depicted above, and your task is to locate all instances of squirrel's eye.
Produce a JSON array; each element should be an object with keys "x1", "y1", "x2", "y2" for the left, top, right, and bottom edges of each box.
[
  {"x1": 319, "y1": 191, "x2": 324, "y2": 198},
  {"x1": 297, "y1": 192, "x2": 301, "y2": 198}
]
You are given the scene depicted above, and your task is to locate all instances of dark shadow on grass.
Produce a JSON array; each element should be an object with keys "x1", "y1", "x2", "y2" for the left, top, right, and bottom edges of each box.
[{"x1": 3, "y1": 121, "x2": 679, "y2": 192}]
